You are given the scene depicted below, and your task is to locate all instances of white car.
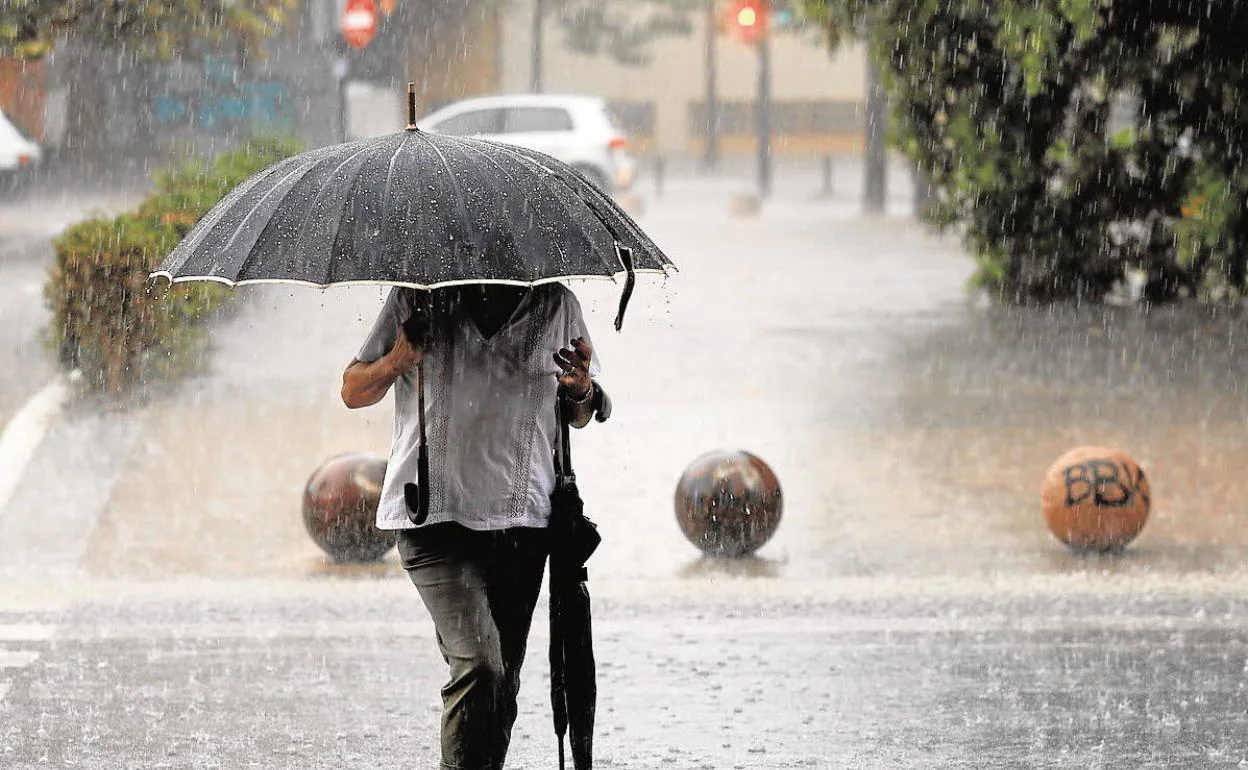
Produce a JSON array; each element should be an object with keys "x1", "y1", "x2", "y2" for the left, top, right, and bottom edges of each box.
[
  {"x1": 0, "y1": 109, "x2": 41, "y2": 190},
  {"x1": 419, "y1": 94, "x2": 635, "y2": 194}
]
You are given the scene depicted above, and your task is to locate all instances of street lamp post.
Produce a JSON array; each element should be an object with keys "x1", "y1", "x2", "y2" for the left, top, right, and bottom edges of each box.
[
  {"x1": 704, "y1": 0, "x2": 720, "y2": 172},
  {"x1": 531, "y1": 0, "x2": 545, "y2": 92},
  {"x1": 334, "y1": 57, "x2": 349, "y2": 142},
  {"x1": 755, "y1": 13, "x2": 773, "y2": 198},
  {"x1": 864, "y1": 59, "x2": 888, "y2": 213},
  {"x1": 726, "y1": 0, "x2": 774, "y2": 198}
]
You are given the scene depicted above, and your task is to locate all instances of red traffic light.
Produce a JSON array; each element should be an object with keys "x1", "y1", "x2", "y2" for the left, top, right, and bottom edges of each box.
[
  {"x1": 724, "y1": 0, "x2": 768, "y2": 45},
  {"x1": 342, "y1": 0, "x2": 378, "y2": 49}
]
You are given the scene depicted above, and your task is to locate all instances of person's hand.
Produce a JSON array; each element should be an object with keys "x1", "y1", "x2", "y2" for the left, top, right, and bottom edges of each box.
[
  {"x1": 555, "y1": 337, "x2": 593, "y2": 398},
  {"x1": 386, "y1": 321, "x2": 425, "y2": 373},
  {"x1": 402, "y1": 308, "x2": 433, "y2": 348}
]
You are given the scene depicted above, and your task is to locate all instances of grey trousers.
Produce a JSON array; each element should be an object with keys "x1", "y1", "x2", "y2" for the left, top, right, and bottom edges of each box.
[{"x1": 398, "y1": 523, "x2": 549, "y2": 770}]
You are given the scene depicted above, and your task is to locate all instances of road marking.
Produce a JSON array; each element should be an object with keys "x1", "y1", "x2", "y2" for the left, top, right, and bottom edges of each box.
[
  {"x1": 0, "y1": 619, "x2": 56, "y2": 701},
  {"x1": 0, "y1": 624, "x2": 55, "y2": 642},
  {"x1": 0, "y1": 376, "x2": 72, "y2": 516},
  {"x1": 0, "y1": 650, "x2": 39, "y2": 668}
]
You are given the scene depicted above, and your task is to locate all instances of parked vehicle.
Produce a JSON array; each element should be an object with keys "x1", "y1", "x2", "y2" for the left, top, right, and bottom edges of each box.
[
  {"x1": 0, "y1": 109, "x2": 40, "y2": 190},
  {"x1": 419, "y1": 94, "x2": 635, "y2": 194}
]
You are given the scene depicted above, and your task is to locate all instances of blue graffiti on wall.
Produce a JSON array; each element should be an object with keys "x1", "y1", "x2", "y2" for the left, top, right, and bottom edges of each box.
[{"x1": 153, "y1": 56, "x2": 293, "y2": 130}]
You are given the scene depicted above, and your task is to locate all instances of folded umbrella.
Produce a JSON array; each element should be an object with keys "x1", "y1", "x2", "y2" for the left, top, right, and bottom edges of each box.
[{"x1": 549, "y1": 398, "x2": 601, "y2": 770}]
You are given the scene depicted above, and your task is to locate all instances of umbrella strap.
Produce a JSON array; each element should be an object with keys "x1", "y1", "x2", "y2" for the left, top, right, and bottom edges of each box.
[{"x1": 613, "y1": 244, "x2": 636, "y2": 332}]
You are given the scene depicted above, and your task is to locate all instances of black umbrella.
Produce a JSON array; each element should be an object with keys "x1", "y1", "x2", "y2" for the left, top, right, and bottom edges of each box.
[
  {"x1": 549, "y1": 399, "x2": 602, "y2": 770},
  {"x1": 151, "y1": 85, "x2": 675, "y2": 332},
  {"x1": 150, "y1": 83, "x2": 674, "y2": 526}
]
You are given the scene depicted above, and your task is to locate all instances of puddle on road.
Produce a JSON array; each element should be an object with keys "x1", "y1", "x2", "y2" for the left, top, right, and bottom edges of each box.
[{"x1": 788, "y1": 302, "x2": 1248, "y2": 580}]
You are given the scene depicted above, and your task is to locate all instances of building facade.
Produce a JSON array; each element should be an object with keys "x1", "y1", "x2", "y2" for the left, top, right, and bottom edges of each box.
[{"x1": 492, "y1": 0, "x2": 868, "y2": 158}]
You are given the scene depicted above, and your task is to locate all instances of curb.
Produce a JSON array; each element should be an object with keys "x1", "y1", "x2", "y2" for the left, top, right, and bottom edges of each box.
[{"x1": 0, "y1": 374, "x2": 74, "y2": 517}]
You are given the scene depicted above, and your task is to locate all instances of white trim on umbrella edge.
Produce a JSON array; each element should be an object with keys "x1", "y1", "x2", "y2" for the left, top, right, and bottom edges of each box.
[{"x1": 146, "y1": 267, "x2": 676, "y2": 292}]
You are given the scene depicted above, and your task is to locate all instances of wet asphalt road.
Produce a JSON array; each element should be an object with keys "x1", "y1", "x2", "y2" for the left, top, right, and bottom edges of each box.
[
  {"x1": 2, "y1": 163, "x2": 1248, "y2": 767},
  {"x1": 3, "y1": 588, "x2": 1248, "y2": 768}
]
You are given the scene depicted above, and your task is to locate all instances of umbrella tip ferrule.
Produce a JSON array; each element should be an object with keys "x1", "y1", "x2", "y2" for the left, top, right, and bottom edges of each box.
[{"x1": 406, "y1": 81, "x2": 419, "y2": 132}]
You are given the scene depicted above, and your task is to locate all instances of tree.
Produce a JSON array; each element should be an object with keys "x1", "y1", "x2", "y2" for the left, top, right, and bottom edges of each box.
[
  {"x1": 553, "y1": 0, "x2": 696, "y2": 68},
  {"x1": 1, "y1": 1, "x2": 297, "y2": 160},
  {"x1": 0, "y1": 1, "x2": 295, "y2": 59},
  {"x1": 802, "y1": 0, "x2": 1248, "y2": 304}
]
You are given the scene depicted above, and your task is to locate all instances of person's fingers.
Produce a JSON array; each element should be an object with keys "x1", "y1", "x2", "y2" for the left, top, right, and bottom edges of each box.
[
  {"x1": 553, "y1": 352, "x2": 576, "y2": 372},
  {"x1": 571, "y1": 338, "x2": 591, "y2": 360},
  {"x1": 556, "y1": 348, "x2": 589, "y2": 371}
]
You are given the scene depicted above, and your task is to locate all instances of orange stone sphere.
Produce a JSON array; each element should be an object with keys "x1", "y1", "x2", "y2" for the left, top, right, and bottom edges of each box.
[
  {"x1": 1041, "y1": 446, "x2": 1150, "y2": 552},
  {"x1": 302, "y1": 453, "x2": 396, "y2": 562},
  {"x1": 675, "y1": 450, "x2": 783, "y2": 557}
]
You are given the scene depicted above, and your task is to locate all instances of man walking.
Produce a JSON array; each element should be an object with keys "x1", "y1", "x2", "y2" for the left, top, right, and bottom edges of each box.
[{"x1": 341, "y1": 283, "x2": 605, "y2": 770}]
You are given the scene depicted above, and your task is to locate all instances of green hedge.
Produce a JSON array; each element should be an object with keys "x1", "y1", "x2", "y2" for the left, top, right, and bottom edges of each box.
[{"x1": 46, "y1": 136, "x2": 303, "y2": 393}]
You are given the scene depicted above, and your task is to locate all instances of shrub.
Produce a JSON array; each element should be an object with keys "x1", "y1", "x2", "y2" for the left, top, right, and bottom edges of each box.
[
  {"x1": 804, "y1": 1, "x2": 1248, "y2": 304},
  {"x1": 45, "y1": 135, "x2": 302, "y2": 393}
]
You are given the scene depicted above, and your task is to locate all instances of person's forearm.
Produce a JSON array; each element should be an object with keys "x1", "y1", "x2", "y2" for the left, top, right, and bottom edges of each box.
[{"x1": 341, "y1": 356, "x2": 405, "y2": 409}]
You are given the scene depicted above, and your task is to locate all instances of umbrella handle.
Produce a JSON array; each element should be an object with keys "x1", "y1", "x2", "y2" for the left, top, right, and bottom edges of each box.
[{"x1": 406, "y1": 81, "x2": 418, "y2": 131}]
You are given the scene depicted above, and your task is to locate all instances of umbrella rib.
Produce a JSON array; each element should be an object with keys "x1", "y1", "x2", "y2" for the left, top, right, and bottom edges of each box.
[
  {"x1": 413, "y1": 132, "x2": 482, "y2": 249},
  {"x1": 442, "y1": 138, "x2": 577, "y2": 270},
  {"x1": 381, "y1": 136, "x2": 408, "y2": 226},
  {"x1": 478, "y1": 142, "x2": 676, "y2": 278},
  {"x1": 219, "y1": 144, "x2": 360, "y2": 268},
  {"x1": 471, "y1": 140, "x2": 622, "y2": 274},
  {"x1": 161, "y1": 153, "x2": 308, "y2": 269},
  {"x1": 268, "y1": 141, "x2": 388, "y2": 285}
]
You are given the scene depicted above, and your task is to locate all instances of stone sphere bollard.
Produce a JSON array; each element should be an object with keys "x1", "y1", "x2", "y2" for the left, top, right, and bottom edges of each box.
[
  {"x1": 1041, "y1": 446, "x2": 1150, "y2": 553},
  {"x1": 302, "y1": 452, "x2": 396, "y2": 562},
  {"x1": 675, "y1": 450, "x2": 783, "y2": 557}
]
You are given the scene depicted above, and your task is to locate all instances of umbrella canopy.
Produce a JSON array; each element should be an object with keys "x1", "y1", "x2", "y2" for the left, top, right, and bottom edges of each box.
[{"x1": 151, "y1": 87, "x2": 674, "y2": 329}]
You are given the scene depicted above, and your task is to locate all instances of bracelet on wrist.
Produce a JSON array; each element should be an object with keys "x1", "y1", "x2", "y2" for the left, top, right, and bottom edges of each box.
[{"x1": 565, "y1": 381, "x2": 594, "y2": 405}]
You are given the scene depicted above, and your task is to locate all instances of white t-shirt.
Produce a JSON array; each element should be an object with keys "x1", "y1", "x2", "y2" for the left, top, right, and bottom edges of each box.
[{"x1": 356, "y1": 284, "x2": 601, "y2": 531}]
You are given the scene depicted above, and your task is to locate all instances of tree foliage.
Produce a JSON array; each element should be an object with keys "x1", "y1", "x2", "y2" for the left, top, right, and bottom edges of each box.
[
  {"x1": 553, "y1": 0, "x2": 697, "y2": 67},
  {"x1": 0, "y1": 0, "x2": 296, "y2": 59},
  {"x1": 46, "y1": 136, "x2": 302, "y2": 393},
  {"x1": 804, "y1": 0, "x2": 1248, "y2": 303}
]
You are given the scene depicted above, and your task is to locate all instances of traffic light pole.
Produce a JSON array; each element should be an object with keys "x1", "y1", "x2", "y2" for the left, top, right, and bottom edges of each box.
[
  {"x1": 531, "y1": 0, "x2": 545, "y2": 93},
  {"x1": 332, "y1": 52, "x2": 349, "y2": 143},
  {"x1": 703, "y1": 0, "x2": 720, "y2": 171},
  {"x1": 864, "y1": 58, "x2": 888, "y2": 213},
  {"x1": 756, "y1": 17, "x2": 773, "y2": 198}
]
